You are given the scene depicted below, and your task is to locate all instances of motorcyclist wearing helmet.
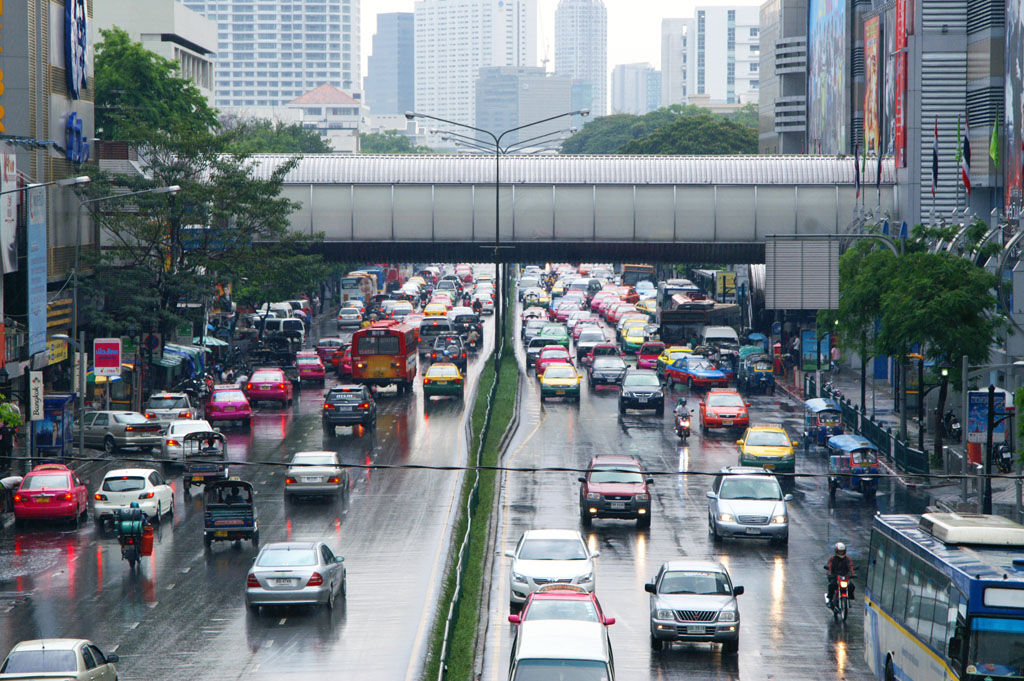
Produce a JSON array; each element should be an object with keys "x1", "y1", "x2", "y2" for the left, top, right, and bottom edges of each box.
[
  {"x1": 673, "y1": 397, "x2": 688, "y2": 418},
  {"x1": 825, "y1": 542, "x2": 855, "y2": 605},
  {"x1": 472, "y1": 298, "x2": 483, "y2": 315}
]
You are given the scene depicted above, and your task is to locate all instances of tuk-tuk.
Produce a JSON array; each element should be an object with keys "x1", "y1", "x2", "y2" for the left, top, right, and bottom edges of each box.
[
  {"x1": 183, "y1": 431, "x2": 228, "y2": 495},
  {"x1": 737, "y1": 351, "x2": 775, "y2": 394},
  {"x1": 203, "y1": 478, "x2": 258, "y2": 549},
  {"x1": 826, "y1": 435, "x2": 879, "y2": 501},
  {"x1": 803, "y1": 398, "x2": 844, "y2": 450}
]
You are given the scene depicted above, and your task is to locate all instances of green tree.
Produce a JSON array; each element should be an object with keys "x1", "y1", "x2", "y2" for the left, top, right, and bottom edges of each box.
[
  {"x1": 725, "y1": 103, "x2": 759, "y2": 129},
  {"x1": 360, "y1": 130, "x2": 433, "y2": 154},
  {"x1": 95, "y1": 27, "x2": 218, "y2": 141},
  {"x1": 617, "y1": 113, "x2": 757, "y2": 154},
  {"x1": 222, "y1": 118, "x2": 334, "y2": 153},
  {"x1": 232, "y1": 251, "x2": 340, "y2": 338}
]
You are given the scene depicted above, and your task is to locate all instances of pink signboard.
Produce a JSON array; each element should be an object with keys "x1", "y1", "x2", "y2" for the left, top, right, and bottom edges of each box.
[{"x1": 94, "y1": 338, "x2": 122, "y2": 377}]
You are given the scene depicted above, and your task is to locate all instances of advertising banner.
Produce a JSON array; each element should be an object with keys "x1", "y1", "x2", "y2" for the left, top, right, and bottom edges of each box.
[
  {"x1": 1, "y1": 152, "x2": 17, "y2": 273},
  {"x1": 967, "y1": 391, "x2": 1007, "y2": 443},
  {"x1": 808, "y1": 0, "x2": 848, "y2": 153},
  {"x1": 1007, "y1": 0, "x2": 1024, "y2": 212},
  {"x1": 863, "y1": 16, "x2": 882, "y2": 154},
  {"x1": 29, "y1": 372, "x2": 44, "y2": 421},
  {"x1": 94, "y1": 338, "x2": 122, "y2": 377},
  {"x1": 882, "y1": 6, "x2": 897, "y2": 157},
  {"x1": 801, "y1": 331, "x2": 831, "y2": 372},
  {"x1": 28, "y1": 187, "x2": 47, "y2": 356},
  {"x1": 893, "y1": 0, "x2": 908, "y2": 167}
]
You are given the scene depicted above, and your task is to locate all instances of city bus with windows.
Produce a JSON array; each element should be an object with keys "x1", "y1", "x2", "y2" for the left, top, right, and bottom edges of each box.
[
  {"x1": 350, "y1": 320, "x2": 418, "y2": 393},
  {"x1": 864, "y1": 513, "x2": 1024, "y2": 681},
  {"x1": 620, "y1": 264, "x2": 656, "y2": 288},
  {"x1": 341, "y1": 270, "x2": 378, "y2": 303}
]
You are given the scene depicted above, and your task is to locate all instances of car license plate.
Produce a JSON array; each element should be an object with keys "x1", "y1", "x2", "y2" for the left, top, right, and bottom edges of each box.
[
  {"x1": 224, "y1": 406, "x2": 235, "y2": 412},
  {"x1": 36, "y1": 496, "x2": 51, "y2": 503},
  {"x1": 745, "y1": 527, "x2": 762, "y2": 535},
  {"x1": 610, "y1": 502, "x2": 626, "y2": 510},
  {"x1": 302, "y1": 476, "x2": 322, "y2": 483},
  {"x1": 763, "y1": 463, "x2": 775, "y2": 470},
  {"x1": 435, "y1": 380, "x2": 447, "y2": 385},
  {"x1": 192, "y1": 475, "x2": 204, "y2": 482},
  {"x1": 722, "y1": 420, "x2": 733, "y2": 426},
  {"x1": 259, "y1": 385, "x2": 270, "y2": 390},
  {"x1": 686, "y1": 626, "x2": 705, "y2": 634},
  {"x1": 274, "y1": 578, "x2": 296, "y2": 586},
  {"x1": 638, "y1": 397, "x2": 648, "y2": 403},
  {"x1": 556, "y1": 390, "x2": 565, "y2": 395},
  {"x1": 214, "y1": 530, "x2": 228, "y2": 537}
]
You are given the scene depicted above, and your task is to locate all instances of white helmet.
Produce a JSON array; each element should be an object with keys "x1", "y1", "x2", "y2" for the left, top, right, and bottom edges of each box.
[{"x1": 835, "y1": 542, "x2": 847, "y2": 556}]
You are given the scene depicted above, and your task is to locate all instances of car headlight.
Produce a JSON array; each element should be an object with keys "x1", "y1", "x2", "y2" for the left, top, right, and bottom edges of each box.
[
  {"x1": 577, "y1": 572, "x2": 594, "y2": 583},
  {"x1": 718, "y1": 513, "x2": 735, "y2": 522},
  {"x1": 586, "y1": 492, "x2": 601, "y2": 501},
  {"x1": 771, "y1": 514, "x2": 787, "y2": 524},
  {"x1": 653, "y1": 390, "x2": 664, "y2": 398},
  {"x1": 512, "y1": 571, "x2": 527, "y2": 583},
  {"x1": 718, "y1": 609, "x2": 737, "y2": 622},
  {"x1": 655, "y1": 609, "x2": 675, "y2": 620},
  {"x1": 635, "y1": 493, "x2": 650, "y2": 501}
]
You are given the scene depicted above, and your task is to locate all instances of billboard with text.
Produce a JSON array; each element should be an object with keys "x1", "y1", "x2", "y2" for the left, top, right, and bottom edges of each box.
[{"x1": 808, "y1": 0, "x2": 848, "y2": 153}]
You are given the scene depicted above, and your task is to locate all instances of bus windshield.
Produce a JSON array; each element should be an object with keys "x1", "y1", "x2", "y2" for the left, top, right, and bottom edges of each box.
[
  {"x1": 968, "y1": 617, "x2": 1024, "y2": 678},
  {"x1": 355, "y1": 335, "x2": 400, "y2": 355}
]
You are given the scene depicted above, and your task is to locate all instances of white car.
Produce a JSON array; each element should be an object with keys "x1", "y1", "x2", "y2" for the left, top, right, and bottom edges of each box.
[
  {"x1": 505, "y1": 529, "x2": 599, "y2": 608},
  {"x1": 0, "y1": 638, "x2": 119, "y2": 681},
  {"x1": 472, "y1": 292, "x2": 495, "y2": 314},
  {"x1": 337, "y1": 307, "x2": 363, "y2": 328},
  {"x1": 93, "y1": 468, "x2": 174, "y2": 522},
  {"x1": 161, "y1": 419, "x2": 215, "y2": 462}
]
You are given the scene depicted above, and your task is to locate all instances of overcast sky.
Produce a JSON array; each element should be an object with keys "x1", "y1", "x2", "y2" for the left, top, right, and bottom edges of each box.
[{"x1": 361, "y1": 0, "x2": 760, "y2": 82}]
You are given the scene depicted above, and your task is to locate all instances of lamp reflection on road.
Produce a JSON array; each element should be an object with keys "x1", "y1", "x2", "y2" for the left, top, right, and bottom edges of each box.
[
  {"x1": 634, "y1": 532, "x2": 647, "y2": 582},
  {"x1": 770, "y1": 556, "x2": 785, "y2": 633},
  {"x1": 96, "y1": 547, "x2": 103, "y2": 595},
  {"x1": 835, "y1": 638, "x2": 847, "y2": 672}
]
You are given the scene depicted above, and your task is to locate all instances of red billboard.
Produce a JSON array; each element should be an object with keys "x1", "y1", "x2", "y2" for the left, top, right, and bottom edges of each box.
[
  {"x1": 94, "y1": 338, "x2": 122, "y2": 377},
  {"x1": 893, "y1": 0, "x2": 908, "y2": 167}
]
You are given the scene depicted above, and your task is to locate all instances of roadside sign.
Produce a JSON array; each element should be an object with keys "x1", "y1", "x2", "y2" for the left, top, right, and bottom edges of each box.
[
  {"x1": 94, "y1": 338, "x2": 122, "y2": 377},
  {"x1": 29, "y1": 371, "x2": 44, "y2": 420},
  {"x1": 967, "y1": 390, "x2": 1006, "y2": 443}
]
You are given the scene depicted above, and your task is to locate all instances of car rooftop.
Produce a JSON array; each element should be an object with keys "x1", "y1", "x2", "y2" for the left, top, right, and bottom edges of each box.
[
  {"x1": 515, "y1": 620, "x2": 607, "y2": 660},
  {"x1": 8, "y1": 638, "x2": 87, "y2": 651},
  {"x1": 102, "y1": 468, "x2": 162, "y2": 477},
  {"x1": 660, "y1": 559, "x2": 729, "y2": 573},
  {"x1": 522, "y1": 528, "x2": 584, "y2": 540},
  {"x1": 262, "y1": 541, "x2": 318, "y2": 550},
  {"x1": 590, "y1": 455, "x2": 641, "y2": 467},
  {"x1": 719, "y1": 465, "x2": 776, "y2": 476}
]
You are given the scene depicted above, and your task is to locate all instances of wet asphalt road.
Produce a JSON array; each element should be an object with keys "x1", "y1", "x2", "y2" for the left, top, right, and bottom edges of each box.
[
  {"x1": 0, "y1": 311, "x2": 493, "y2": 681},
  {"x1": 481, "y1": 307, "x2": 930, "y2": 681}
]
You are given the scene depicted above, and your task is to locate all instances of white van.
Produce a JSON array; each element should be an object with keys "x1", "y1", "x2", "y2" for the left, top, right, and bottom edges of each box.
[
  {"x1": 700, "y1": 325, "x2": 740, "y2": 349},
  {"x1": 261, "y1": 317, "x2": 306, "y2": 345},
  {"x1": 509, "y1": 620, "x2": 614, "y2": 681}
]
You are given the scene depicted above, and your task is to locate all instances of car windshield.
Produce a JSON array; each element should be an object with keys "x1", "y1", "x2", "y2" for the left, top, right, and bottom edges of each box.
[
  {"x1": 102, "y1": 476, "x2": 147, "y2": 492},
  {"x1": 688, "y1": 360, "x2": 716, "y2": 372},
  {"x1": 524, "y1": 599, "x2": 599, "y2": 622},
  {"x1": 257, "y1": 548, "x2": 318, "y2": 567},
  {"x1": 213, "y1": 390, "x2": 247, "y2": 403},
  {"x1": 967, "y1": 617, "x2": 1024, "y2": 678},
  {"x1": 593, "y1": 346, "x2": 617, "y2": 356},
  {"x1": 707, "y1": 394, "x2": 744, "y2": 407},
  {"x1": 593, "y1": 358, "x2": 626, "y2": 370},
  {"x1": 545, "y1": 366, "x2": 576, "y2": 379},
  {"x1": 292, "y1": 454, "x2": 336, "y2": 466},
  {"x1": 527, "y1": 320, "x2": 546, "y2": 329},
  {"x1": 24, "y1": 474, "x2": 69, "y2": 490},
  {"x1": 589, "y1": 466, "x2": 643, "y2": 484},
  {"x1": 511, "y1": 659, "x2": 608, "y2": 681},
  {"x1": 850, "y1": 449, "x2": 878, "y2": 464},
  {"x1": 112, "y1": 412, "x2": 150, "y2": 424},
  {"x1": 145, "y1": 396, "x2": 188, "y2": 409},
  {"x1": 541, "y1": 327, "x2": 566, "y2": 337},
  {"x1": 429, "y1": 365, "x2": 459, "y2": 377},
  {"x1": 745, "y1": 431, "x2": 791, "y2": 447},
  {"x1": 251, "y1": 371, "x2": 283, "y2": 382},
  {"x1": 331, "y1": 392, "x2": 364, "y2": 403},
  {"x1": 519, "y1": 538, "x2": 588, "y2": 560},
  {"x1": 719, "y1": 478, "x2": 783, "y2": 500},
  {"x1": 579, "y1": 331, "x2": 605, "y2": 343},
  {"x1": 659, "y1": 570, "x2": 732, "y2": 595},
  {"x1": 540, "y1": 350, "x2": 567, "y2": 359},
  {"x1": 641, "y1": 344, "x2": 665, "y2": 355},
  {"x1": 0, "y1": 650, "x2": 78, "y2": 673},
  {"x1": 296, "y1": 358, "x2": 321, "y2": 366},
  {"x1": 623, "y1": 373, "x2": 660, "y2": 387}
]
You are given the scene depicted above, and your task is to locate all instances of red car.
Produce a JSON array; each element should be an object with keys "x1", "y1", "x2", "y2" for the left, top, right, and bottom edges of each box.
[
  {"x1": 336, "y1": 347, "x2": 353, "y2": 377},
  {"x1": 534, "y1": 346, "x2": 572, "y2": 377},
  {"x1": 551, "y1": 301, "x2": 581, "y2": 322},
  {"x1": 582, "y1": 342, "x2": 622, "y2": 367},
  {"x1": 315, "y1": 337, "x2": 347, "y2": 364},
  {"x1": 13, "y1": 463, "x2": 89, "y2": 526},
  {"x1": 245, "y1": 367, "x2": 294, "y2": 406},
  {"x1": 296, "y1": 352, "x2": 326, "y2": 384},
  {"x1": 636, "y1": 341, "x2": 666, "y2": 371},
  {"x1": 205, "y1": 385, "x2": 253, "y2": 426},
  {"x1": 509, "y1": 585, "x2": 615, "y2": 626},
  {"x1": 699, "y1": 389, "x2": 751, "y2": 431},
  {"x1": 578, "y1": 454, "x2": 652, "y2": 528}
]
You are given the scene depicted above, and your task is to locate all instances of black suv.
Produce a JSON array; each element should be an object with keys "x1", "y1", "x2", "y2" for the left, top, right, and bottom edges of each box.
[
  {"x1": 430, "y1": 335, "x2": 467, "y2": 370},
  {"x1": 322, "y1": 384, "x2": 377, "y2": 434},
  {"x1": 450, "y1": 311, "x2": 483, "y2": 338},
  {"x1": 419, "y1": 318, "x2": 456, "y2": 355},
  {"x1": 618, "y1": 369, "x2": 665, "y2": 416}
]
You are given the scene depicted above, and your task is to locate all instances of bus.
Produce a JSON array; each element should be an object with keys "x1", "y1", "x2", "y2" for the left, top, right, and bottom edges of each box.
[
  {"x1": 341, "y1": 270, "x2": 378, "y2": 303},
  {"x1": 657, "y1": 295, "x2": 739, "y2": 345},
  {"x1": 350, "y1": 320, "x2": 418, "y2": 393},
  {"x1": 865, "y1": 513, "x2": 1024, "y2": 681},
  {"x1": 620, "y1": 264, "x2": 656, "y2": 288},
  {"x1": 657, "y1": 278, "x2": 702, "y2": 309}
]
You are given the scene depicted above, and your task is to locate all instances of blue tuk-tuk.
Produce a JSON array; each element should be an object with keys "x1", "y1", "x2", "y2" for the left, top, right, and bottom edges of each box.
[
  {"x1": 826, "y1": 435, "x2": 879, "y2": 501},
  {"x1": 182, "y1": 431, "x2": 228, "y2": 496},
  {"x1": 737, "y1": 351, "x2": 775, "y2": 394},
  {"x1": 803, "y1": 398, "x2": 843, "y2": 450},
  {"x1": 203, "y1": 478, "x2": 258, "y2": 550}
]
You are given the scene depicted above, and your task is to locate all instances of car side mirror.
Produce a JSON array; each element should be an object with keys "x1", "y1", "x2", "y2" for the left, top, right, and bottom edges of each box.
[
  {"x1": 746, "y1": 402, "x2": 752, "y2": 408},
  {"x1": 733, "y1": 585, "x2": 745, "y2": 596},
  {"x1": 706, "y1": 491, "x2": 716, "y2": 499},
  {"x1": 106, "y1": 653, "x2": 120, "y2": 663},
  {"x1": 736, "y1": 439, "x2": 743, "y2": 445},
  {"x1": 644, "y1": 582, "x2": 656, "y2": 594},
  {"x1": 646, "y1": 477, "x2": 655, "y2": 485},
  {"x1": 508, "y1": 614, "x2": 522, "y2": 624},
  {"x1": 578, "y1": 476, "x2": 586, "y2": 483},
  {"x1": 336, "y1": 556, "x2": 345, "y2": 563},
  {"x1": 504, "y1": 550, "x2": 515, "y2": 558},
  {"x1": 603, "y1": 616, "x2": 616, "y2": 625},
  {"x1": 784, "y1": 493, "x2": 794, "y2": 501},
  {"x1": 590, "y1": 551, "x2": 600, "y2": 558}
]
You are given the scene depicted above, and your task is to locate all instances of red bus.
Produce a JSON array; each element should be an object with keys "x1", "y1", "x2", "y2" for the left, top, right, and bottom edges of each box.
[{"x1": 351, "y1": 320, "x2": 418, "y2": 393}]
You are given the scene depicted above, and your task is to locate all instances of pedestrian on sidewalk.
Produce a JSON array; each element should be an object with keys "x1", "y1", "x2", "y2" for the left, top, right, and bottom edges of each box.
[{"x1": 830, "y1": 344, "x2": 841, "y2": 375}]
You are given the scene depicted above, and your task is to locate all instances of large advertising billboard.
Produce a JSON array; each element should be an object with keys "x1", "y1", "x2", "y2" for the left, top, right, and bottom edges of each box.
[
  {"x1": 1007, "y1": 0, "x2": 1024, "y2": 212},
  {"x1": 893, "y1": 0, "x2": 908, "y2": 167},
  {"x1": 27, "y1": 187, "x2": 47, "y2": 357},
  {"x1": 808, "y1": 0, "x2": 848, "y2": 153},
  {"x1": 1, "y1": 152, "x2": 17, "y2": 274},
  {"x1": 863, "y1": 15, "x2": 881, "y2": 154},
  {"x1": 882, "y1": 6, "x2": 897, "y2": 157}
]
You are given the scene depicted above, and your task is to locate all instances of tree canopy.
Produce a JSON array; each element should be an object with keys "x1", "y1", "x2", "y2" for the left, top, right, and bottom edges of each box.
[
  {"x1": 222, "y1": 118, "x2": 335, "y2": 154},
  {"x1": 360, "y1": 130, "x2": 434, "y2": 154}
]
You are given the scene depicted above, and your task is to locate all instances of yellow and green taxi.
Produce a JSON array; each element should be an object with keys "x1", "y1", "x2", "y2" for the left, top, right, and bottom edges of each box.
[
  {"x1": 539, "y1": 363, "x2": 581, "y2": 401},
  {"x1": 536, "y1": 289, "x2": 552, "y2": 308},
  {"x1": 537, "y1": 324, "x2": 571, "y2": 349},
  {"x1": 635, "y1": 299, "x2": 657, "y2": 317},
  {"x1": 423, "y1": 302, "x2": 447, "y2": 317},
  {"x1": 551, "y1": 281, "x2": 566, "y2": 297},
  {"x1": 408, "y1": 275, "x2": 427, "y2": 287},
  {"x1": 655, "y1": 346, "x2": 693, "y2": 378},
  {"x1": 423, "y1": 362, "x2": 464, "y2": 398},
  {"x1": 620, "y1": 323, "x2": 648, "y2": 353},
  {"x1": 737, "y1": 425, "x2": 796, "y2": 473}
]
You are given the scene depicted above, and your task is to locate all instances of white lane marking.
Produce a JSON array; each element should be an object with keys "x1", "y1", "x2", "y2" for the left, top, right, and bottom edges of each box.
[
  {"x1": 166, "y1": 583, "x2": 175, "y2": 590},
  {"x1": 147, "y1": 601, "x2": 158, "y2": 608},
  {"x1": 180, "y1": 566, "x2": 191, "y2": 574},
  {"x1": 128, "y1": 622, "x2": 140, "y2": 630},
  {"x1": 277, "y1": 618, "x2": 287, "y2": 625},
  {"x1": 263, "y1": 640, "x2": 274, "y2": 648},
  {"x1": 3, "y1": 606, "x2": 13, "y2": 613},
  {"x1": 108, "y1": 645, "x2": 119, "y2": 653}
]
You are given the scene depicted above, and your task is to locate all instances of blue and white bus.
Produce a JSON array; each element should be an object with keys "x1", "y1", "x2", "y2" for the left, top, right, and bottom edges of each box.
[{"x1": 865, "y1": 513, "x2": 1024, "y2": 681}]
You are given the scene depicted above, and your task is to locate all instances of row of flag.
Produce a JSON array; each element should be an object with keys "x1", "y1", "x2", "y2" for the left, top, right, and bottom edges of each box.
[{"x1": 929, "y1": 114, "x2": 1003, "y2": 197}]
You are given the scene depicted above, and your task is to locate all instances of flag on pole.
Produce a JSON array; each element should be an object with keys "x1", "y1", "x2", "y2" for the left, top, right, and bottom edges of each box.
[
  {"x1": 854, "y1": 143, "x2": 861, "y2": 199},
  {"x1": 961, "y1": 113, "x2": 972, "y2": 194},
  {"x1": 990, "y1": 118, "x2": 999, "y2": 167},
  {"x1": 899, "y1": 220, "x2": 909, "y2": 240},
  {"x1": 931, "y1": 118, "x2": 939, "y2": 197},
  {"x1": 955, "y1": 118, "x2": 962, "y2": 164}
]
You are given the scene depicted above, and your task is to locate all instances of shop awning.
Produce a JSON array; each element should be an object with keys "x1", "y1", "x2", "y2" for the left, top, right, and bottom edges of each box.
[
  {"x1": 154, "y1": 355, "x2": 184, "y2": 368},
  {"x1": 193, "y1": 336, "x2": 229, "y2": 347}
]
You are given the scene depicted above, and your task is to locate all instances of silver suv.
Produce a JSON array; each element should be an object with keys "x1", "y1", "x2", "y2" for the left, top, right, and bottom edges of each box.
[
  {"x1": 645, "y1": 559, "x2": 743, "y2": 654},
  {"x1": 706, "y1": 466, "x2": 792, "y2": 545},
  {"x1": 142, "y1": 392, "x2": 201, "y2": 427}
]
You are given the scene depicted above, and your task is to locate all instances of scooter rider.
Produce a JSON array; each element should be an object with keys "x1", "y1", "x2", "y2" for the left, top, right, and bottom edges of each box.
[
  {"x1": 466, "y1": 328, "x2": 481, "y2": 348},
  {"x1": 825, "y1": 542, "x2": 855, "y2": 606},
  {"x1": 674, "y1": 397, "x2": 688, "y2": 418},
  {"x1": 472, "y1": 298, "x2": 483, "y2": 315}
]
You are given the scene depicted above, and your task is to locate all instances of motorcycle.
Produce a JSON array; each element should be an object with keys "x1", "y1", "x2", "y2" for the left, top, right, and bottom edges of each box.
[
  {"x1": 943, "y1": 410, "x2": 962, "y2": 443},
  {"x1": 110, "y1": 504, "x2": 152, "y2": 570},
  {"x1": 997, "y1": 443, "x2": 1015, "y2": 474},
  {"x1": 826, "y1": 573, "x2": 851, "y2": 621},
  {"x1": 675, "y1": 412, "x2": 691, "y2": 440}
]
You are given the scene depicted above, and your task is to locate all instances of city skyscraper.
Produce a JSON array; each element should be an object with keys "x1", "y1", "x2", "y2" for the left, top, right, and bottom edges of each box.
[
  {"x1": 365, "y1": 12, "x2": 415, "y2": 116},
  {"x1": 475, "y1": 66, "x2": 579, "y2": 146},
  {"x1": 661, "y1": 17, "x2": 693, "y2": 107},
  {"x1": 611, "y1": 63, "x2": 661, "y2": 115},
  {"x1": 554, "y1": 0, "x2": 608, "y2": 117},
  {"x1": 414, "y1": 0, "x2": 537, "y2": 128},
  {"x1": 182, "y1": 0, "x2": 360, "y2": 109}
]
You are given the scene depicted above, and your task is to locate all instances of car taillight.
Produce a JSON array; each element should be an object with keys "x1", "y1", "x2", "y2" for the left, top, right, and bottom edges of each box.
[
  {"x1": 64, "y1": 493, "x2": 73, "y2": 501},
  {"x1": 246, "y1": 383, "x2": 254, "y2": 391},
  {"x1": 95, "y1": 493, "x2": 107, "y2": 501},
  {"x1": 391, "y1": 362, "x2": 400, "y2": 368},
  {"x1": 278, "y1": 383, "x2": 287, "y2": 389},
  {"x1": 455, "y1": 378, "x2": 463, "y2": 384},
  {"x1": 13, "y1": 494, "x2": 22, "y2": 502},
  {"x1": 423, "y1": 378, "x2": 431, "y2": 384},
  {"x1": 125, "y1": 425, "x2": 135, "y2": 432},
  {"x1": 358, "y1": 402, "x2": 370, "y2": 409},
  {"x1": 166, "y1": 439, "x2": 180, "y2": 447},
  {"x1": 285, "y1": 477, "x2": 296, "y2": 484},
  {"x1": 461, "y1": 353, "x2": 466, "y2": 358},
  {"x1": 247, "y1": 574, "x2": 260, "y2": 588},
  {"x1": 306, "y1": 572, "x2": 324, "y2": 587},
  {"x1": 139, "y1": 492, "x2": 155, "y2": 499},
  {"x1": 178, "y1": 410, "x2": 191, "y2": 417},
  {"x1": 323, "y1": 403, "x2": 335, "y2": 410},
  {"x1": 144, "y1": 412, "x2": 156, "y2": 419},
  {"x1": 328, "y1": 477, "x2": 341, "y2": 484}
]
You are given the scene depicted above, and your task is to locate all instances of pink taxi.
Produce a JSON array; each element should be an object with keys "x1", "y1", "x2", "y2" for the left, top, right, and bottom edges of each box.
[
  {"x1": 296, "y1": 352, "x2": 326, "y2": 384},
  {"x1": 13, "y1": 463, "x2": 89, "y2": 526},
  {"x1": 205, "y1": 385, "x2": 253, "y2": 426},
  {"x1": 245, "y1": 367, "x2": 294, "y2": 407}
]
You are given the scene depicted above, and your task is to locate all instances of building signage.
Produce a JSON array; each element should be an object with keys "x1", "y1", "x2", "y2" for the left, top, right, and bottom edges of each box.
[
  {"x1": 94, "y1": 338, "x2": 122, "y2": 377},
  {"x1": 893, "y1": 0, "x2": 908, "y2": 167},
  {"x1": 28, "y1": 187, "x2": 48, "y2": 356},
  {"x1": 46, "y1": 339, "x2": 68, "y2": 365},
  {"x1": 65, "y1": 0, "x2": 89, "y2": 99},
  {"x1": 65, "y1": 113, "x2": 90, "y2": 163},
  {"x1": 967, "y1": 391, "x2": 1007, "y2": 444},
  {"x1": 0, "y1": 0, "x2": 6, "y2": 133},
  {"x1": 1, "y1": 152, "x2": 16, "y2": 274},
  {"x1": 863, "y1": 16, "x2": 881, "y2": 155},
  {"x1": 29, "y1": 372, "x2": 44, "y2": 421}
]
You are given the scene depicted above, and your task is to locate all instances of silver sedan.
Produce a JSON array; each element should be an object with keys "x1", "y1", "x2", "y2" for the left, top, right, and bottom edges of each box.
[
  {"x1": 245, "y1": 542, "x2": 346, "y2": 612},
  {"x1": 285, "y1": 451, "x2": 348, "y2": 501}
]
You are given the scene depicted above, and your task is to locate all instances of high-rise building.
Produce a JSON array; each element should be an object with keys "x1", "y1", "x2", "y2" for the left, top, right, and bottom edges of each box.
[
  {"x1": 475, "y1": 67, "x2": 577, "y2": 146},
  {"x1": 757, "y1": 0, "x2": 807, "y2": 153},
  {"x1": 182, "y1": 0, "x2": 360, "y2": 109},
  {"x1": 365, "y1": 12, "x2": 414, "y2": 116},
  {"x1": 611, "y1": 63, "x2": 661, "y2": 115},
  {"x1": 661, "y1": 18, "x2": 693, "y2": 107},
  {"x1": 414, "y1": 0, "x2": 537, "y2": 128},
  {"x1": 554, "y1": 0, "x2": 607, "y2": 117}
]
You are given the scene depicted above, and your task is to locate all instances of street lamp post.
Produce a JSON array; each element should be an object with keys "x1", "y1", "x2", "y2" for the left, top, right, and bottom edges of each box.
[
  {"x1": 52, "y1": 333, "x2": 86, "y2": 462},
  {"x1": 0, "y1": 175, "x2": 91, "y2": 197},
  {"x1": 406, "y1": 110, "x2": 588, "y2": 344}
]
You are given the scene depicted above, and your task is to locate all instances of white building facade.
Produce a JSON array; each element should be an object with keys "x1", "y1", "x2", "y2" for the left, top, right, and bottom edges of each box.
[
  {"x1": 414, "y1": 0, "x2": 537, "y2": 129},
  {"x1": 554, "y1": 0, "x2": 607, "y2": 117},
  {"x1": 611, "y1": 63, "x2": 660, "y2": 115},
  {"x1": 182, "y1": 0, "x2": 360, "y2": 109},
  {"x1": 661, "y1": 18, "x2": 692, "y2": 107}
]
